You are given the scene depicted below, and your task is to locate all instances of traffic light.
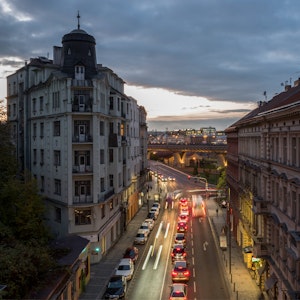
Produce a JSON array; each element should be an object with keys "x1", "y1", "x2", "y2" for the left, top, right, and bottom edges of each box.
[{"x1": 188, "y1": 175, "x2": 191, "y2": 180}]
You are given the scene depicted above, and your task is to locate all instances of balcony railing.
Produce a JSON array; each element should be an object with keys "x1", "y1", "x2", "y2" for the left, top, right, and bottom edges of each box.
[
  {"x1": 98, "y1": 189, "x2": 115, "y2": 203},
  {"x1": 73, "y1": 165, "x2": 93, "y2": 173},
  {"x1": 253, "y1": 237, "x2": 269, "y2": 257},
  {"x1": 72, "y1": 135, "x2": 93, "y2": 143},
  {"x1": 253, "y1": 196, "x2": 269, "y2": 214},
  {"x1": 73, "y1": 195, "x2": 93, "y2": 204}
]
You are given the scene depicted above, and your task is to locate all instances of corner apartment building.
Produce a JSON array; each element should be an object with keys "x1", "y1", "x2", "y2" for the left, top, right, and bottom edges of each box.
[
  {"x1": 226, "y1": 82, "x2": 300, "y2": 299},
  {"x1": 6, "y1": 22, "x2": 148, "y2": 263}
]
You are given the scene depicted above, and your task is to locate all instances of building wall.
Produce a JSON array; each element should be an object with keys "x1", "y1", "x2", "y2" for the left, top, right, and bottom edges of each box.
[
  {"x1": 226, "y1": 89, "x2": 300, "y2": 299},
  {"x1": 7, "y1": 27, "x2": 148, "y2": 265}
]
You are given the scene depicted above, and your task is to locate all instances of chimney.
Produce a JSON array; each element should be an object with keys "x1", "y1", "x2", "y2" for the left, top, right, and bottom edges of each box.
[
  {"x1": 294, "y1": 78, "x2": 300, "y2": 87},
  {"x1": 285, "y1": 85, "x2": 291, "y2": 91}
]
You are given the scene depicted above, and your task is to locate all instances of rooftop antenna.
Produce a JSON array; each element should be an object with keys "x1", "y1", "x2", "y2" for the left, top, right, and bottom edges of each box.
[
  {"x1": 263, "y1": 91, "x2": 267, "y2": 101},
  {"x1": 77, "y1": 11, "x2": 80, "y2": 30}
]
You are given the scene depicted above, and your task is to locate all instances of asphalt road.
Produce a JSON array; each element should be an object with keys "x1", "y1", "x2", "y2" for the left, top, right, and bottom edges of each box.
[{"x1": 125, "y1": 162, "x2": 230, "y2": 300}]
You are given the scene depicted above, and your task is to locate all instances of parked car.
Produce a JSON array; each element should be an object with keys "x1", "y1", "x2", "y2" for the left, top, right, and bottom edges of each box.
[
  {"x1": 169, "y1": 283, "x2": 188, "y2": 300},
  {"x1": 147, "y1": 211, "x2": 156, "y2": 220},
  {"x1": 144, "y1": 218, "x2": 154, "y2": 230},
  {"x1": 103, "y1": 275, "x2": 127, "y2": 299},
  {"x1": 174, "y1": 233, "x2": 186, "y2": 247},
  {"x1": 152, "y1": 201, "x2": 161, "y2": 211},
  {"x1": 171, "y1": 260, "x2": 190, "y2": 282},
  {"x1": 149, "y1": 207, "x2": 159, "y2": 219},
  {"x1": 114, "y1": 258, "x2": 134, "y2": 281},
  {"x1": 134, "y1": 229, "x2": 148, "y2": 245},
  {"x1": 139, "y1": 222, "x2": 151, "y2": 236},
  {"x1": 171, "y1": 244, "x2": 187, "y2": 262},
  {"x1": 123, "y1": 246, "x2": 139, "y2": 263}
]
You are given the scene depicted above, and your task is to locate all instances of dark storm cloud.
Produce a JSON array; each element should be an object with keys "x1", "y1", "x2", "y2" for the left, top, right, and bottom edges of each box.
[{"x1": 1, "y1": 0, "x2": 300, "y2": 104}]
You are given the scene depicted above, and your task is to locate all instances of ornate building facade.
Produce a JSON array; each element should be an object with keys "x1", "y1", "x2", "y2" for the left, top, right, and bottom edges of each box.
[
  {"x1": 226, "y1": 82, "x2": 300, "y2": 299},
  {"x1": 6, "y1": 20, "x2": 148, "y2": 264}
]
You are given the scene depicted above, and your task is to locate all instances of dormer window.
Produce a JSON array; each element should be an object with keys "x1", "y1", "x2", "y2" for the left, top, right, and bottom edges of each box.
[
  {"x1": 88, "y1": 49, "x2": 92, "y2": 56},
  {"x1": 75, "y1": 65, "x2": 85, "y2": 80},
  {"x1": 68, "y1": 48, "x2": 71, "y2": 55}
]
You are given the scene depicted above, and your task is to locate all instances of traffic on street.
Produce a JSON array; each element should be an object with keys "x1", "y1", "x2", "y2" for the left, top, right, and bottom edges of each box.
[{"x1": 102, "y1": 161, "x2": 231, "y2": 300}]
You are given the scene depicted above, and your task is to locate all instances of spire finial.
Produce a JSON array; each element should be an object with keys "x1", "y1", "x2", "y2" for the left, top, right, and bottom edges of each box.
[{"x1": 77, "y1": 11, "x2": 80, "y2": 30}]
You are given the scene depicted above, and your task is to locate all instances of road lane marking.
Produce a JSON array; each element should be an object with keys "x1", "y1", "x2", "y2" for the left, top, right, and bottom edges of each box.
[
  {"x1": 142, "y1": 245, "x2": 153, "y2": 270},
  {"x1": 164, "y1": 222, "x2": 170, "y2": 238},
  {"x1": 153, "y1": 245, "x2": 163, "y2": 269},
  {"x1": 156, "y1": 221, "x2": 163, "y2": 239},
  {"x1": 152, "y1": 221, "x2": 163, "y2": 256},
  {"x1": 203, "y1": 241, "x2": 209, "y2": 251}
]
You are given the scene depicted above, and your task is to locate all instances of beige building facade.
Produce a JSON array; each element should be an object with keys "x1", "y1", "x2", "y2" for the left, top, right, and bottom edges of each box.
[
  {"x1": 6, "y1": 22, "x2": 148, "y2": 264},
  {"x1": 226, "y1": 83, "x2": 300, "y2": 299}
]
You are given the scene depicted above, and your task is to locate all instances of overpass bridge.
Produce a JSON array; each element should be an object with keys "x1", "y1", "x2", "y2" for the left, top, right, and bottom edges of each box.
[{"x1": 147, "y1": 143, "x2": 227, "y2": 167}]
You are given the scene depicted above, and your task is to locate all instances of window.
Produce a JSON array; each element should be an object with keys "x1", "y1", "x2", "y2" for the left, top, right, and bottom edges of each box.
[
  {"x1": 109, "y1": 96, "x2": 114, "y2": 110},
  {"x1": 40, "y1": 149, "x2": 44, "y2": 165},
  {"x1": 13, "y1": 104, "x2": 16, "y2": 116},
  {"x1": 54, "y1": 150, "x2": 61, "y2": 166},
  {"x1": 33, "y1": 123, "x2": 37, "y2": 139},
  {"x1": 100, "y1": 121, "x2": 104, "y2": 136},
  {"x1": 54, "y1": 179, "x2": 61, "y2": 195},
  {"x1": 40, "y1": 122, "x2": 44, "y2": 138},
  {"x1": 100, "y1": 177, "x2": 105, "y2": 192},
  {"x1": 54, "y1": 121, "x2": 60, "y2": 136},
  {"x1": 33, "y1": 149, "x2": 37, "y2": 164},
  {"x1": 39, "y1": 96, "x2": 44, "y2": 112},
  {"x1": 292, "y1": 137, "x2": 297, "y2": 166},
  {"x1": 75, "y1": 209, "x2": 91, "y2": 225},
  {"x1": 117, "y1": 97, "x2": 120, "y2": 111},
  {"x1": 75, "y1": 65, "x2": 85, "y2": 80},
  {"x1": 53, "y1": 91, "x2": 60, "y2": 109},
  {"x1": 32, "y1": 98, "x2": 36, "y2": 113},
  {"x1": 100, "y1": 149, "x2": 105, "y2": 164},
  {"x1": 109, "y1": 122, "x2": 114, "y2": 134},
  {"x1": 55, "y1": 207, "x2": 61, "y2": 223},
  {"x1": 283, "y1": 137, "x2": 287, "y2": 164},
  {"x1": 74, "y1": 181, "x2": 91, "y2": 196},
  {"x1": 101, "y1": 205, "x2": 105, "y2": 219},
  {"x1": 110, "y1": 200, "x2": 114, "y2": 210},
  {"x1": 109, "y1": 174, "x2": 113, "y2": 187},
  {"x1": 109, "y1": 149, "x2": 113, "y2": 163}
]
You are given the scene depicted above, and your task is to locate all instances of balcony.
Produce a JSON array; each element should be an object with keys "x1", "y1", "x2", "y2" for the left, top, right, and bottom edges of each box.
[
  {"x1": 72, "y1": 102, "x2": 92, "y2": 112},
  {"x1": 73, "y1": 195, "x2": 93, "y2": 204},
  {"x1": 71, "y1": 79, "x2": 93, "y2": 87},
  {"x1": 72, "y1": 135, "x2": 93, "y2": 143},
  {"x1": 253, "y1": 237, "x2": 269, "y2": 257},
  {"x1": 253, "y1": 196, "x2": 269, "y2": 214},
  {"x1": 109, "y1": 133, "x2": 120, "y2": 147},
  {"x1": 121, "y1": 135, "x2": 127, "y2": 145},
  {"x1": 98, "y1": 189, "x2": 115, "y2": 203},
  {"x1": 73, "y1": 165, "x2": 93, "y2": 174}
]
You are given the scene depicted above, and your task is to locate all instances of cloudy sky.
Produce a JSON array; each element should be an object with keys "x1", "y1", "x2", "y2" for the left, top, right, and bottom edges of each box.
[{"x1": 1, "y1": 0, "x2": 300, "y2": 131}]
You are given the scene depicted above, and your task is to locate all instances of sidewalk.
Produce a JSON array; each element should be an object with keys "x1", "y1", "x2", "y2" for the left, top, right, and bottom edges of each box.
[
  {"x1": 80, "y1": 188, "x2": 265, "y2": 300},
  {"x1": 207, "y1": 198, "x2": 265, "y2": 300}
]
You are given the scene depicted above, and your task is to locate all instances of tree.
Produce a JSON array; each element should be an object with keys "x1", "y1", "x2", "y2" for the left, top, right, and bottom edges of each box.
[
  {"x1": 217, "y1": 167, "x2": 227, "y2": 190},
  {"x1": 0, "y1": 107, "x2": 55, "y2": 298}
]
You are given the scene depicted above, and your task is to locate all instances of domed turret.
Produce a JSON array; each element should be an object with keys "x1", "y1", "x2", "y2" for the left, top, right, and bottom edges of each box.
[{"x1": 61, "y1": 13, "x2": 97, "y2": 78}]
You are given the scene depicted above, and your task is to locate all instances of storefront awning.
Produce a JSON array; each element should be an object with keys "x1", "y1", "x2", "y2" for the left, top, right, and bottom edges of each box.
[{"x1": 265, "y1": 274, "x2": 277, "y2": 291}]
